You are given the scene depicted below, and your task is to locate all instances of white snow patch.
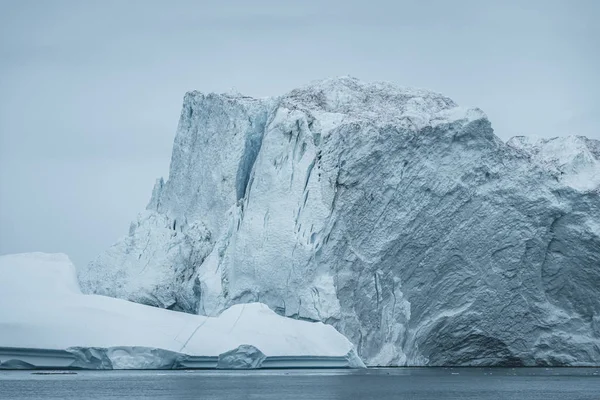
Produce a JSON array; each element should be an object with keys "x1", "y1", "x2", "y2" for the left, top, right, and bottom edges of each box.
[{"x1": 508, "y1": 135, "x2": 600, "y2": 192}]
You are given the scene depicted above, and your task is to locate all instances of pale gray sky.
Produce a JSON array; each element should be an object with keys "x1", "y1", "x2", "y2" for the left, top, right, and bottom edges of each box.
[{"x1": 1, "y1": 0, "x2": 598, "y2": 268}]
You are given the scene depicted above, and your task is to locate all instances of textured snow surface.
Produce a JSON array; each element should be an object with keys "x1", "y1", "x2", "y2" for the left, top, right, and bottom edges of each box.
[
  {"x1": 80, "y1": 77, "x2": 600, "y2": 366},
  {"x1": 0, "y1": 253, "x2": 363, "y2": 369},
  {"x1": 507, "y1": 135, "x2": 600, "y2": 192}
]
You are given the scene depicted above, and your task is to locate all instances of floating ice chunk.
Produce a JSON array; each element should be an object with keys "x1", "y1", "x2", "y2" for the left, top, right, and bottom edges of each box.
[{"x1": 0, "y1": 253, "x2": 364, "y2": 369}]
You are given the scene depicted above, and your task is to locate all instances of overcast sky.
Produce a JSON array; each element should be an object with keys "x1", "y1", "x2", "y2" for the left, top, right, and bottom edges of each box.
[{"x1": 1, "y1": 0, "x2": 598, "y2": 268}]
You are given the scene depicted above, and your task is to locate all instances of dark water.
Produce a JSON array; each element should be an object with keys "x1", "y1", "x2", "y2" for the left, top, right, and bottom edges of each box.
[{"x1": 1, "y1": 368, "x2": 599, "y2": 400}]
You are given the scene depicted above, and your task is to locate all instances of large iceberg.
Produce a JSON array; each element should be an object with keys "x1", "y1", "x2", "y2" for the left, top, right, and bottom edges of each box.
[
  {"x1": 0, "y1": 253, "x2": 363, "y2": 369},
  {"x1": 80, "y1": 77, "x2": 600, "y2": 366}
]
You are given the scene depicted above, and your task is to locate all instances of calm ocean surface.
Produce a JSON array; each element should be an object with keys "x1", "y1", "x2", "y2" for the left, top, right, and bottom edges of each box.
[{"x1": 1, "y1": 368, "x2": 598, "y2": 400}]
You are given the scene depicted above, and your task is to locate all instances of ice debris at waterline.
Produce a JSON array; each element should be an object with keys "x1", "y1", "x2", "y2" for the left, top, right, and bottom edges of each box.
[
  {"x1": 0, "y1": 253, "x2": 364, "y2": 369},
  {"x1": 79, "y1": 77, "x2": 600, "y2": 366}
]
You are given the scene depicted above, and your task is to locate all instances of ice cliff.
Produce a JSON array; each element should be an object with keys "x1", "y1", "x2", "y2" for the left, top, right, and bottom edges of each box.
[{"x1": 80, "y1": 77, "x2": 600, "y2": 366}]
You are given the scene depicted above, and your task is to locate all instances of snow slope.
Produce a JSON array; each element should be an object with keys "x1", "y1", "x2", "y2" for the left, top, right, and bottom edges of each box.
[
  {"x1": 80, "y1": 77, "x2": 600, "y2": 366},
  {"x1": 0, "y1": 253, "x2": 363, "y2": 369}
]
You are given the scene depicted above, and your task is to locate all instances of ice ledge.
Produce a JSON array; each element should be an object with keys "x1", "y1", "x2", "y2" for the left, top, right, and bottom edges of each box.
[
  {"x1": 0, "y1": 252, "x2": 364, "y2": 370},
  {"x1": 0, "y1": 347, "x2": 363, "y2": 370}
]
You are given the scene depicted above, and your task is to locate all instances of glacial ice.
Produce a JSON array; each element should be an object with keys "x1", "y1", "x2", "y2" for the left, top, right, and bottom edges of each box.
[
  {"x1": 507, "y1": 135, "x2": 600, "y2": 192},
  {"x1": 216, "y1": 345, "x2": 266, "y2": 369},
  {"x1": 80, "y1": 77, "x2": 600, "y2": 366},
  {"x1": 0, "y1": 253, "x2": 363, "y2": 369}
]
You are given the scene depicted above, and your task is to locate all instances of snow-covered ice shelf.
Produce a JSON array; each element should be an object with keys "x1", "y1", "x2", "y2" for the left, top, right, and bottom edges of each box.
[{"x1": 0, "y1": 253, "x2": 364, "y2": 370}]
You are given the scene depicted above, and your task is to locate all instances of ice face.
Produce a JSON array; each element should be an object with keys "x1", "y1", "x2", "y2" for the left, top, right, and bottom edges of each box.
[
  {"x1": 216, "y1": 345, "x2": 266, "y2": 369},
  {"x1": 79, "y1": 77, "x2": 600, "y2": 366}
]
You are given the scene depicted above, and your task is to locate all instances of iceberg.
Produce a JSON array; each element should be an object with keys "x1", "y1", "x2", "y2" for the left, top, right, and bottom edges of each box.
[
  {"x1": 0, "y1": 253, "x2": 364, "y2": 369},
  {"x1": 80, "y1": 77, "x2": 600, "y2": 366}
]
